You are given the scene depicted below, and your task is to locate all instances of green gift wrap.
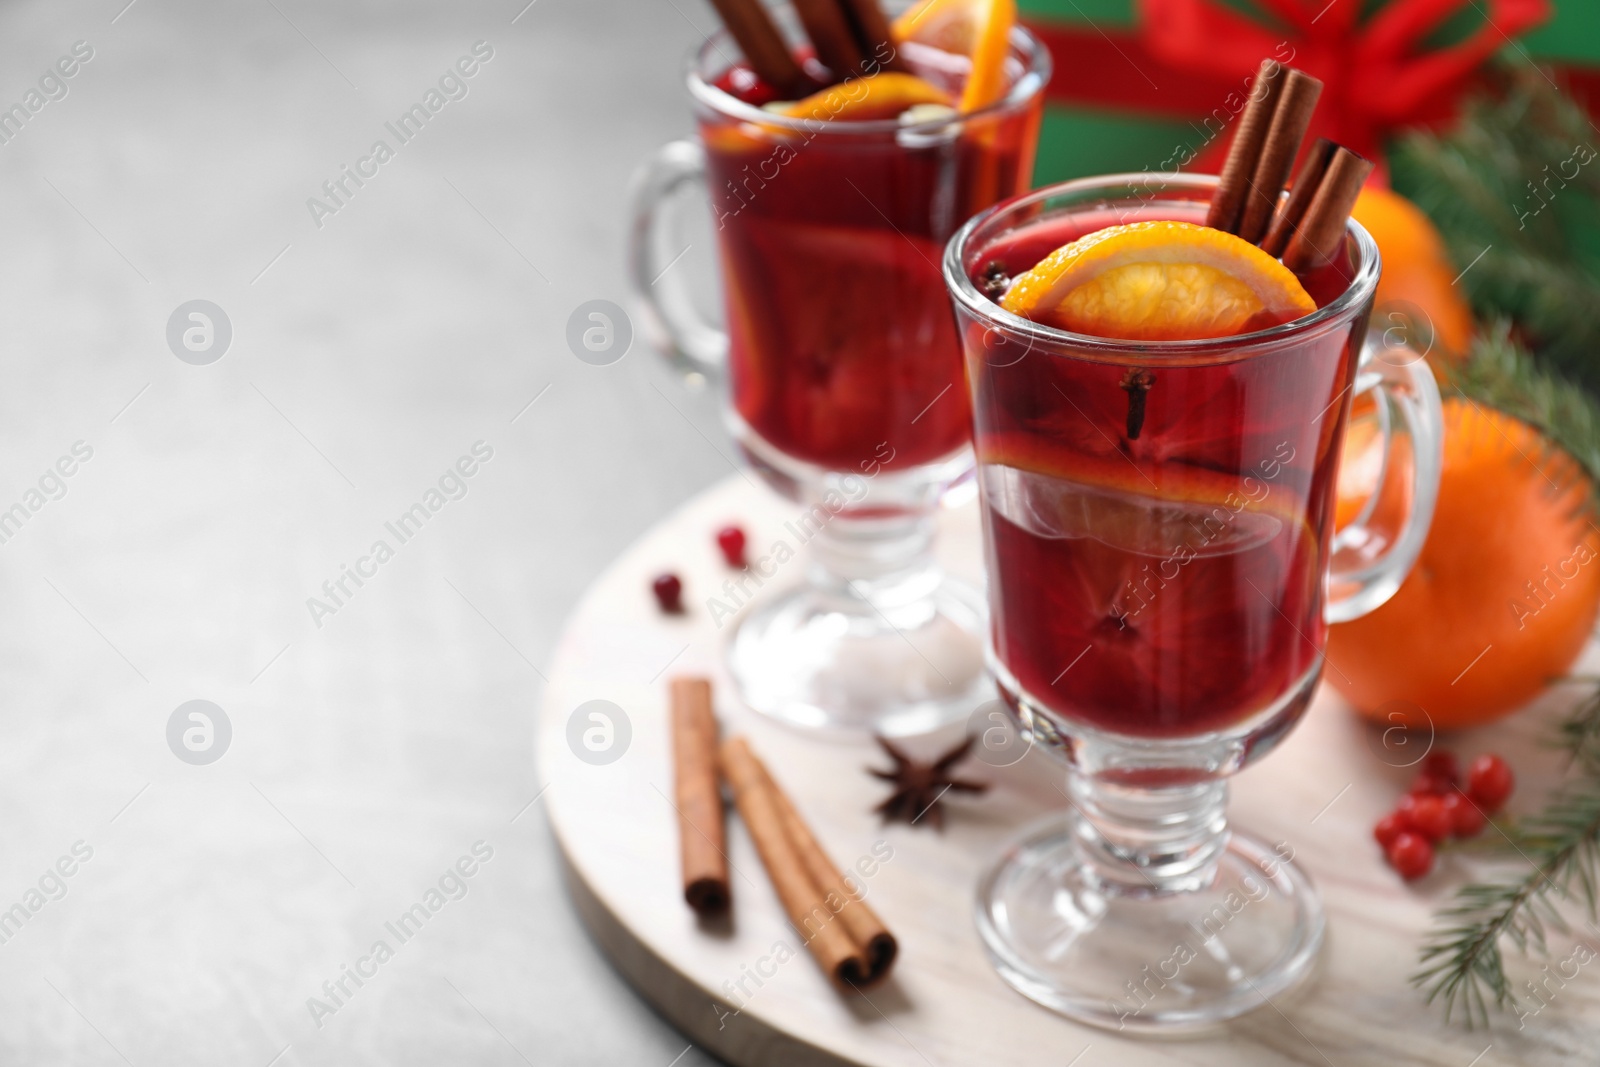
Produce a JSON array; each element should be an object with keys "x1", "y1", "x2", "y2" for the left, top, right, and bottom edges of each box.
[{"x1": 1018, "y1": 0, "x2": 1600, "y2": 186}]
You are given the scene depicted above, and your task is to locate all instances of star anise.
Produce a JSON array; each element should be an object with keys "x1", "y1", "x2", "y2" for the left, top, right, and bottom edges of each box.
[{"x1": 868, "y1": 735, "x2": 988, "y2": 830}]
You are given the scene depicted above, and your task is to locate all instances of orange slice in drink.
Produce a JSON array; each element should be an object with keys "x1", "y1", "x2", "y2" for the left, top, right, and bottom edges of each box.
[
  {"x1": 699, "y1": 73, "x2": 950, "y2": 155},
  {"x1": 892, "y1": 0, "x2": 1016, "y2": 112},
  {"x1": 980, "y1": 431, "x2": 1305, "y2": 557},
  {"x1": 782, "y1": 72, "x2": 952, "y2": 122},
  {"x1": 1000, "y1": 221, "x2": 1317, "y2": 341}
]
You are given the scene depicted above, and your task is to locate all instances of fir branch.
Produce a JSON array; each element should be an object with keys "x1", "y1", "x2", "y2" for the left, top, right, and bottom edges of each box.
[
  {"x1": 1414, "y1": 779, "x2": 1600, "y2": 1026},
  {"x1": 1446, "y1": 322, "x2": 1600, "y2": 513},
  {"x1": 1556, "y1": 681, "x2": 1600, "y2": 773},
  {"x1": 1390, "y1": 63, "x2": 1600, "y2": 381}
]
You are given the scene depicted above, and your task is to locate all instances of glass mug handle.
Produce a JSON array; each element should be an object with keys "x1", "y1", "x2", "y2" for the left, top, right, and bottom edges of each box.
[
  {"x1": 1324, "y1": 332, "x2": 1444, "y2": 623},
  {"x1": 627, "y1": 139, "x2": 728, "y2": 379}
]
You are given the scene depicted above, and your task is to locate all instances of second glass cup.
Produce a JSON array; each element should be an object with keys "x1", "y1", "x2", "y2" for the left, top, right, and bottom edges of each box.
[
  {"x1": 631, "y1": 7, "x2": 1049, "y2": 735},
  {"x1": 944, "y1": 173, "x2": 1443, "y2": 1030}
]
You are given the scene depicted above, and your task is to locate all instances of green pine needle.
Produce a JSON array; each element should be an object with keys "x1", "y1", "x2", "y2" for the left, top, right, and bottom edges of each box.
[{"x1": 1390, "y1": 63, "x2": 1600, "y2": 383}]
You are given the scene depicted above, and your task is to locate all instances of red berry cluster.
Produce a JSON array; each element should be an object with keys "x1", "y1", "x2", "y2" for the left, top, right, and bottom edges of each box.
[{"x1": 1374, "y1": 752, "x2": 1515, "y2": 881}]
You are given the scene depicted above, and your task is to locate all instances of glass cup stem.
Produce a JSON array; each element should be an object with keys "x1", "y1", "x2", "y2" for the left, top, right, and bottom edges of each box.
[
  {"x1": 1069, "y1": 776, "x2": 1230, "y2": 897},
  {"x1": 805, "y1": 509, "x2": 943, "y2": 629},
  {"x1": 725, "y1": 466, "x2": 991, "y2": 736}
]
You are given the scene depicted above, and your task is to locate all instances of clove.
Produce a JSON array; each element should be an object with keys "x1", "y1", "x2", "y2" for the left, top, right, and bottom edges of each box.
[{"x1": 1120, "y1": 369, "x2": 1155, "y2": 440}]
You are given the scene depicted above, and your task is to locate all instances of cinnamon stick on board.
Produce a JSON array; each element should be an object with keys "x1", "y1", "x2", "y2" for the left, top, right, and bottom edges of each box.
[
  {"x1": 1205, "y1": 59, "x2": 1284, "y2": 235},
  {"x1": 1235, "y1": 67, "x2": 1323, "y2": 245},
  {"x1": 720, "y1": 737, "x2": 872, "y2": 986},
  {"x1": 708, "y1": 0, "x2": 812, "y2": 99},
  {"x1": 1260, "y1": 137, "x2": 1336, "y2": 258},
  {"x1": 793, "y1": 0, "x2": 869, "y2": 79},
  {"x1": 1281, "y1": 146, "x2": 1375, "y2": 274},
  {"x1": 754, "y1": 759, "x2": 898, "y2": 979},
  {"x1": 672, "y1": 678, "x2": 730, "y2": 916}
]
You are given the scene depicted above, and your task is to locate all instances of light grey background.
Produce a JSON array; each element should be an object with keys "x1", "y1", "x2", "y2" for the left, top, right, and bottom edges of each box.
[{"x1": 0, "y1": 0, "x2": 731, "y2": 1063}]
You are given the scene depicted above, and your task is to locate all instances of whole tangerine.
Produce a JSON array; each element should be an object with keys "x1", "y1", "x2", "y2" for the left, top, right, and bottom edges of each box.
[
  {"x1": 1353, "y1": 186, "x2": 1475, "y2": 359},
  {"x1": 1326, "y1": 398, "x2": 1600, "y2": 729}
]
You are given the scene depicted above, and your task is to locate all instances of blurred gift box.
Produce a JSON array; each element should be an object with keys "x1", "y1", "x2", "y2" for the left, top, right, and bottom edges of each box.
[{"x1": 1019, "y1": 0, "x2": 1598, "y2": 184}]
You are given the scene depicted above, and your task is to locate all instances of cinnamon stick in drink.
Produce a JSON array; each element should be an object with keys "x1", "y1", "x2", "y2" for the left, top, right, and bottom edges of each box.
[
  {"x1": 1236, "y1": 67, "x2": 1323, "y2": 245},
  {"x1": 837, "y1": 0, "x2": 907, "y2": 73},
  {"x1": 1282, "y1": 146, "x2": 1374, "y2": 274},
  {"x1": 708, "y1": 0, "x2": 812, "y2": 99},
  {"x1": 793, "y1": 0, "x2": 869, "y2": 79},
  {"x1": 1260, "y1": 138, "x2": 1335, "y2": 259},
  {"x1": 721, "y1": 738, "x2": 871, "y2": 986},
  {"x1": 754, "y1": 759, "x2": 898, "y2": 980},
  {"x1": 672, "y1": 677, "x2": 730, "y2": 916},
  {"x1": 1206, "y1": 59, "x2": 1283, "y2": 235}
]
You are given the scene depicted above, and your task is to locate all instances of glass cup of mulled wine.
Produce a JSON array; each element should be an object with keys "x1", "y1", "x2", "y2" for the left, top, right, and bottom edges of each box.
[
  {"x1": 629, "y1": 3, "x2": 1049, "y2": 735},
  {"x1": 943, "y1": 172, "x2": 1444, "y2": 1029}
]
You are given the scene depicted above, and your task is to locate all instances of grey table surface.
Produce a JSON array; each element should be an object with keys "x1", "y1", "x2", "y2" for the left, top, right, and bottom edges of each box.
[{"x1": 0, "y1": 0, "x2": 736, "y2": 1062}]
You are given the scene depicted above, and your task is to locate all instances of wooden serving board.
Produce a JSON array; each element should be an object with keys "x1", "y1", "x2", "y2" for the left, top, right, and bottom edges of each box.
[{"x1": 537, "y1": 474, "x2": 1598, "y2": 1066}]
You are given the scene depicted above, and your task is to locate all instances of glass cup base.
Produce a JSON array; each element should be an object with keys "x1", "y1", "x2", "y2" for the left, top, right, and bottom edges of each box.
[
  {"x1": 727, "y1": 575, "x2": 991, "y2": 737},
  {"x1": 975, "y1": 814, "x2": 1324, "y2": 1033}
]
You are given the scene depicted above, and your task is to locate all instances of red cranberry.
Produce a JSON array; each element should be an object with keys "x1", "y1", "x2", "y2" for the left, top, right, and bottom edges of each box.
[
  {"x1": 716, "y1": 525, "x2": 747, "y2": 568},
  {"x1": 1397, "y1": 793, "x2": 1452, "y2": 843},
  {"x1": 1420, "y1": 750, "x2": 1460, "y2": 785},
  {"x1": 1466, "y1": 754, "x2": 1514, "y2": 812},
  {"x1": 1373, "y1": 811, "x2": 1407, "y2": 849},
  {"x1": 652, "y1": 573, "x2": 684, "y2": 614},
  {"x1": 1387, "y1": 832, "x2": 1434, "y2": 881},
  {"x1": 1441, "y1": 790, "x2": 1485, "y2": 839},
  {"x1": 1409, "y1": 771, "x2": 1455, "y2": 796}
]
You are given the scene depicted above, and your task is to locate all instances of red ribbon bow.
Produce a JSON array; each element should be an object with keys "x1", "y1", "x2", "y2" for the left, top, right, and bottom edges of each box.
[{"x1": 1137, "y1": 0, "x2": 1551, "y2": 165}]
